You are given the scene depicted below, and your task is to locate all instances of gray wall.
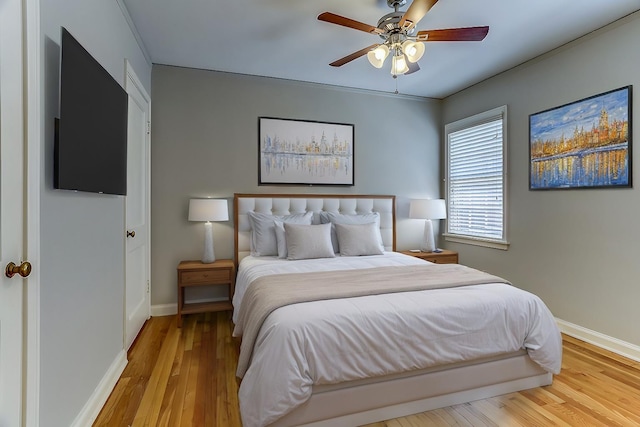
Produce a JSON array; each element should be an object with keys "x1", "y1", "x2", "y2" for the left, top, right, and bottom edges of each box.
[
  {"x1": 40, "y1": 1, "x2": 150, "y2": 425},
  {"x1": 442, "y1": 12, "x2": 640, "y2": 346},
  {"x1": 151, "y1": 66, "x2": 442, "y2": 306}
]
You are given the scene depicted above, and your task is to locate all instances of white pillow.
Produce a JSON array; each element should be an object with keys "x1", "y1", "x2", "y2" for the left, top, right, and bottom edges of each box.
[
  {"x1": 248, "y1": 211, "x2": 312, "y2": 256},
  {"x1": 274, "y1": 220, "x2": 287, "y2": 258},
  {"x1": 319, "y1": 212, "x2": 383, "y2": 253},
  {"x1": 284, "y1": 223, "x2": 335, "y2": 260},
  {"x1": 334, "y1": 223, "x2": 384, "y2": 256}
]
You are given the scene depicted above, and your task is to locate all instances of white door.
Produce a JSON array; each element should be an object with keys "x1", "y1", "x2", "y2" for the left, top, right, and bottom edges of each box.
[
  {"x1": 124, "y1": 62, "x2": 151, "y2": 350},
  {"x1": 0, "y1": 0, "x2": 27, "y2": 424}
]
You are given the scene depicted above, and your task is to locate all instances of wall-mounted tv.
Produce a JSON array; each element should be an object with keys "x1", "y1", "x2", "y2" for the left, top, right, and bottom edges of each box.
[{"x1": 55, "y1": 27, "x2": 128, "y2": 196}]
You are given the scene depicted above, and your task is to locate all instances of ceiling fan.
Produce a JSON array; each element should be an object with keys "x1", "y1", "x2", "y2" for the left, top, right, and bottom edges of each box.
[{"x1": 318, "y1": 0, "x2": 489, "y2": 77}]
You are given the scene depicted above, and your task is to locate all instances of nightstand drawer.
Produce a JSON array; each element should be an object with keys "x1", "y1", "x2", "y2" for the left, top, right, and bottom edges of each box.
[
  {"x1": 180, "y1": 269, "x2": 230, "y2": 285},
  {"x1": 425, "y1": 255, "x2": 458, "y2": 264},
  {"x1": 399, "y1": 250, "x2": 459, "y2": 264}
]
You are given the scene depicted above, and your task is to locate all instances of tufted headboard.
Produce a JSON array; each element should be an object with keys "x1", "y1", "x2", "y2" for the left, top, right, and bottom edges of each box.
[{"x1": 234, "y1": 193, "x2": 396, "y2": 266}]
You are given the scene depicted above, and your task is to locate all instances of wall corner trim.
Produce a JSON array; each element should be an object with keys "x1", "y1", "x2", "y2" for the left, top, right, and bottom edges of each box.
[
  {"x1": 151, "y1": 297, "x2": 230, "y2": 317},
  {"x1": 151, "y1": 303, "x2": 178, "y2": 317},
  {"x1": 556, "y1": 318, "x2": 640, "y2": 363}
]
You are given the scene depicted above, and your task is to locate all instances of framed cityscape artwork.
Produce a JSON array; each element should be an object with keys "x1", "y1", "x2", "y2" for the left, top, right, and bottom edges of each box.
[
  {"x1": 258, "y1": 117, "x2": 354, "y2": 186},
  {"x1": 529, "y1": 86, "x2": 631, "y2": 190}
]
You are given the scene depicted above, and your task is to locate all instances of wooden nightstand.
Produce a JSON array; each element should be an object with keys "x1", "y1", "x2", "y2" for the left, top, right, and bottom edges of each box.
[
  {"x1": 176, "y1": 259, "x2": 235, "y2": 328},
  {"x1": 399, "y1": 249, "x2": 459, "y2": 264}
]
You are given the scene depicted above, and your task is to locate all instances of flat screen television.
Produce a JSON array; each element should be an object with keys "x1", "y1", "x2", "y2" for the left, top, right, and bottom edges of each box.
[{"x1": 55, "y1": 27, "x2": 128, "y2": 196}]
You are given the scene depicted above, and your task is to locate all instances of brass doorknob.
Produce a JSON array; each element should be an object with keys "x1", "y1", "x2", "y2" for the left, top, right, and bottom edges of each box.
[
  {"x1": 126, "y1": 230, "x2": 136, "y2": 238},
  {"x1": 5, "y1": 261, "x2": 32, "y2": 278}
]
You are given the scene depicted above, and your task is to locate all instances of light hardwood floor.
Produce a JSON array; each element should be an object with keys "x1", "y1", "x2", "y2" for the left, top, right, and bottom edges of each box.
[{"x1": 94, "y1": 313, "x2": 640, "y2": 426}]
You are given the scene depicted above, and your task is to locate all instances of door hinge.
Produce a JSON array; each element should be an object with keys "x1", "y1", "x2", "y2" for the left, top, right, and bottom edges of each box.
[
  {"x1": 146, "y1": 280, "x2": 150, "y2": 293},
  {"x1": 146, "y1": 121, "x2": 151, "y2": 135}
]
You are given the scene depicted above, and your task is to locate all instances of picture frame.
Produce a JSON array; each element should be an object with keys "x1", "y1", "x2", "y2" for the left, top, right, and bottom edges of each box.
[
  {"x1": 529, "y1": 86, "x2": 632, "y2": 190},
  {"x1": 258, "y1": 117, "x2": 354, "y2": 186}
]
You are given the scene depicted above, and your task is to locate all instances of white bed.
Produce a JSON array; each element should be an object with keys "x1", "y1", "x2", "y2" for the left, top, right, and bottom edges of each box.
[{"x1": 233, "y1": 194, "x2": 562, "y2": 427}]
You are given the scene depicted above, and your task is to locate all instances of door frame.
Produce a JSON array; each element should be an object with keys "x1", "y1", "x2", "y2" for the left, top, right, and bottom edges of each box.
[
  {"x1": 124, "y1": 59, "x2": 151, "y2": 349},
  {"x1": 1, "y1": 0, "x2": 28, "y2": 423},
  {"x1": 25, "y1": 0, "x2": 41, "y2": 424}
]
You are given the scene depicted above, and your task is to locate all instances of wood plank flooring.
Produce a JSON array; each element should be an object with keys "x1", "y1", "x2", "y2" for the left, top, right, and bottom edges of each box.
[{"x1": 94, "y1": 313, "x2": 640, "y2": 426}]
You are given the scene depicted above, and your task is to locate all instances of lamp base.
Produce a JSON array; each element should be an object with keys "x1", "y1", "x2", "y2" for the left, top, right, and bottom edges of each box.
[
  {"x1": 202, "y1": 222, "x2": 216, "y2": 264},
  {"x1": 420, "y1": 219, "x2": 436, "y2": 252}
]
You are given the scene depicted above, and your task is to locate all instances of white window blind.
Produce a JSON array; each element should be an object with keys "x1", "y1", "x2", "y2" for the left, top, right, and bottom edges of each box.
[{"x1": 445, "y1": 106, "x2": 508, "y2": 248}]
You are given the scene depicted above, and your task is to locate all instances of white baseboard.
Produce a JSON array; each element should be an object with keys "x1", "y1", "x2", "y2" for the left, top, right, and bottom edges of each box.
[
  {"x1": 556, "y1": 318, "x2": 640, "y2": 363},
  {"x1": 70, "y1": 350, "x2": 127, "y2": 427},
  {"x1": 151, "y1": 303, "x2": 177, "y2": 316},
  {"x1": 151, "y1": 297, "x2": 229, "y2": 317}
]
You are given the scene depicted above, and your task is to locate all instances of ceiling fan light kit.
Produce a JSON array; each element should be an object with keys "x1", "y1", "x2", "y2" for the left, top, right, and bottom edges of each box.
[
  {"x1": 403, "y1": 40, "x2": 425, "y2": 62},
  {"x1": 391, "y1": 54, "x2": 409, "y2": 75},
  {"x1": 318, "y1": 0, "x2": 489, "y2": 79},
  {"x1": 367, "y1": 45, "x2": 389, "y2": 68}
]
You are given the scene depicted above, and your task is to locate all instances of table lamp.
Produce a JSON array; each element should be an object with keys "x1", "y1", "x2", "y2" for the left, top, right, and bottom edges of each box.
[
  {"x1": 409, "y1": 199, "x2": 447, "y2": 253},
  {"x1": 188, "y1": 199, "x2": 229, "y2": 263}
]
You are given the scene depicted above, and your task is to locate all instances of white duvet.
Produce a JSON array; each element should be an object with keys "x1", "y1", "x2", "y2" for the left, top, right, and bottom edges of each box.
[{"x1": 233, "y1": 252, "x2": 562, "y2": 427}]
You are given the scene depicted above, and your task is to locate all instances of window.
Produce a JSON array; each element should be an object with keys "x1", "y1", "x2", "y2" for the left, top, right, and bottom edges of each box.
[{"x1": 445, "y1": 106, "x2": 508, "y2": 250}]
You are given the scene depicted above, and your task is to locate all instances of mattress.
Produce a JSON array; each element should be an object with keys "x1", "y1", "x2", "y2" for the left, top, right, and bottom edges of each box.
[{"x1": 233, "y1": 252, "x2": 562, "y2": 427}]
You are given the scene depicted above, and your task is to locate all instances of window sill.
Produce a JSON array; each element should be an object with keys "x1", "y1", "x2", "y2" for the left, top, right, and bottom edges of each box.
[{"x1": 444, "y1": 234, "x2": 510, "y2": 251}]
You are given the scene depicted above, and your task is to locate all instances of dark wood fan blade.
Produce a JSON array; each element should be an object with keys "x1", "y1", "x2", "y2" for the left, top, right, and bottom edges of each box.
[
  {"x1": 416, "y1": 26, "x2": 489, "y2": 42},
  {"x1": 318, "y1": 12, "x2": 383, "y2": 34},
  {"x1": 399, "y1": 0, "x2": 439, "y2": 30},
  {"x1": 330, "y1": 44, "x2": 381, "y2": 67}
]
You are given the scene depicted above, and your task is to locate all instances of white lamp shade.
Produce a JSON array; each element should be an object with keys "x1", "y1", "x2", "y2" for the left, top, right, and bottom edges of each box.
[
  {"x1": 188, "y1": 199, "x2": 229, "y2": 222},
  {"x1": 391, "y1": 54, "x2": 409, "y2": 75},
  {"x1": 402, "y1": 40, "x2": 425, "y2": 63},
  {"x1": 367, "y1": 45, "x2": 389, "y2": 68},
  {"x1": 409, "y1": 199, "x2": 447, "y2": 220}
]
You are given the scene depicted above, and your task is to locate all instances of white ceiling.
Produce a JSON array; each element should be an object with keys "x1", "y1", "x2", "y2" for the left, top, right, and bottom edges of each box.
[{"x1": 121, "y1": 0, "x2": 640, "y2": 99}]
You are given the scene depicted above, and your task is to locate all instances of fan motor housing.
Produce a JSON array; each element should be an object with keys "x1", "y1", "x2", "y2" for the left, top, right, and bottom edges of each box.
[
  {"x1": 377, "y1": 12, "x2": 415, "y2": 37},
  {"x1": 387, "y1": 0, "x2": 406, "y2": 8}
]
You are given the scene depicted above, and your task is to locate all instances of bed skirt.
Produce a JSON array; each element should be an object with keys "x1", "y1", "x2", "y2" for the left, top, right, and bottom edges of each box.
[{"x1": 270, "y1": 350, "x2": 552, "y2": 427}]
